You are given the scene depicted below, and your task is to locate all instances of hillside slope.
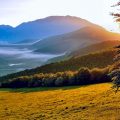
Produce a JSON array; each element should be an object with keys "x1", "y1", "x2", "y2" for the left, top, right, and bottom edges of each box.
[
  {"x1": 27, "y1": 49, "x2": 116, "y2": 73},
  {"x1": 0, "y1": 49, "x2": 116, "y2": 81},
  {"x1": 48, "y1": 40, "x2": 120, "y2": 63},
  {"x1": 33, "y1": 26, "x2": 120, "y2": 54},
  {"x1": 71, "y1": 40, "x2": 120, "y2": 57},
  {"x1": 0, "y1": 83, "x2": 120, "y2": 119}
]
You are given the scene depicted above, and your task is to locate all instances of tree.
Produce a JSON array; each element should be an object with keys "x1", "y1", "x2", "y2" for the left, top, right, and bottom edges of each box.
[
  {"x1": 109, "y1": 1, "x2": 120, "y2": 93},
  {"x1": 75, "y1": 68, "x2": 91, "y2": 85},
  {"x1": 111, "y1": 1, "x2": 120, "y2": 22}
]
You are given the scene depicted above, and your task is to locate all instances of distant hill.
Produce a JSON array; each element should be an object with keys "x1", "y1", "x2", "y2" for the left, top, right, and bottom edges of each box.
[
  {"x1": 32, "y1": 25, "x2": 120, "y2": 54},
  {"x1": 47, "y1": 41, "x2": 120, "y2": 63},
  {"x1": 71, "y1": 40, "x2": 120, "y2": 57},
  {"x1": 26, "y1": 49, "x2": 116, "y2": 73},
  {"x1": 0, "y1": 16, "x2": 94, "y2": 43}
]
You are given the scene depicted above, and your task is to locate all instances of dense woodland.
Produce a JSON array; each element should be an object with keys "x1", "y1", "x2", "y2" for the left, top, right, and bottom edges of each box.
[{"x1": 0, "y1": 67, "x2": 111, "y2": 88}]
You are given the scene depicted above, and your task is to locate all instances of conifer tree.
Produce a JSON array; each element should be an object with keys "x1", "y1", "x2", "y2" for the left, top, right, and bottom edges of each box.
[
  {"x1": 111, "y1": 1, "x2": 120, "y2": 22},
  {"x1": 109, "y1": 1, "x2": 120, "y2": 93}
]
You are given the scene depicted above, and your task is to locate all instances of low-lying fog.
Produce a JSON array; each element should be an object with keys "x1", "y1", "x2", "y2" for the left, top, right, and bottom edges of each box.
[
  {"x1": 0, "y1": 47, "x2": 65, "y2": 76},
  {"x1": 0, "y1": 47, "x2": 64, "y2": 60}
]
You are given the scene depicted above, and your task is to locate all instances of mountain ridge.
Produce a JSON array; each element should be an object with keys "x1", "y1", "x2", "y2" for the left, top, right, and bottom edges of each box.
[
  {"x1": 32, "y1": 25, "x2": 120, "y2": 54},
  {"x1": 0, "y1": 16, "x2": 95, "y2": 43}
]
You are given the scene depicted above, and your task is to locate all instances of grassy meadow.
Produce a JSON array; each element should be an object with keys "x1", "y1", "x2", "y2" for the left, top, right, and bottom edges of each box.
[{"x1": 0, "y1": 83, "x2": 120, "y2": 120}]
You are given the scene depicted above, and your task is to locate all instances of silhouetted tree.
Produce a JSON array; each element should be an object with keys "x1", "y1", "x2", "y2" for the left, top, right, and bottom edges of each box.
[
  {"x1": 109, "y1": 1, "x2": 120, "y2": 93},
  {"x1": 109, "y1": 46, "x2": 120, "y2": 93},
  {"x1": 74, "y1": 68, "x2": 91, "y2": 85},
  {"x1": 111, "y1": 1, "x2": 120, "y2": 22}
]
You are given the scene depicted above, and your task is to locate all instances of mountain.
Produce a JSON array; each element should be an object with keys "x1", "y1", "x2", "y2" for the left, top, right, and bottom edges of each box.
[
  {"x1": 32, "y1": 25, "x2": 120, "y2": 54},
  {"x1": 0, "y1": 16, "x2": 120, "y2": 77},
  {"x1": 0, "y1": 16, "x2": 94, "y2": 43},
  {"x1": 0, "y1": 25, "x2": 13, "y2": 43}
]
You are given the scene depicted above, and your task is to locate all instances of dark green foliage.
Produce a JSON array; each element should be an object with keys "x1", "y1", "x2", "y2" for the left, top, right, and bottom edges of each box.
[
  {"x1": 109, "y1": 69, "x2": 120, "y2": 93},
  {"x1": 109, "y1": 1, "x2": 120, "y2": 92},
  {"x1": 111, "y1": 1, "x2": 120, "y2": 22}
]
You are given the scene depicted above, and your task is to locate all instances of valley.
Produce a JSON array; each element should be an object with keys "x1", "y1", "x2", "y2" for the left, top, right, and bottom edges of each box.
[
  {"x1": 0, "y1": 46, "x2": 64, "y2": 76},
  {"x1": 0, "y1": 16, "x2": 120, "y2": 76}
]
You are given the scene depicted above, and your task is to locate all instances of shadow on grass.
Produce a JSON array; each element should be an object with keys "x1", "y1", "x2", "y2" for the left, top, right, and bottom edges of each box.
[
  {"x1": 0, "y1": 85, "x2": 83, "y2": 93},
  {"x1": 0, "y1": 83, "x2": 109, "y2": 93}
]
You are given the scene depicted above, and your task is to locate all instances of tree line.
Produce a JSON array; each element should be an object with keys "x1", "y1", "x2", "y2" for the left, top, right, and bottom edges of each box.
[{"x1": 0, "y1": 67, "x2": 111, "y2": 88}]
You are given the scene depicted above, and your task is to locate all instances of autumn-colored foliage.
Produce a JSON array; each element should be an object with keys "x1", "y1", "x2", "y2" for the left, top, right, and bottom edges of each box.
[{"x1": 0, "y1": 67, "x2": 111, "y2": 88}]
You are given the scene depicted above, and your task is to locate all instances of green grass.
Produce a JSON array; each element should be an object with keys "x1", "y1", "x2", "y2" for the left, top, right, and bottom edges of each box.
[{"x1": 0, "y1": 83, "x2": 120, "y2": 120}]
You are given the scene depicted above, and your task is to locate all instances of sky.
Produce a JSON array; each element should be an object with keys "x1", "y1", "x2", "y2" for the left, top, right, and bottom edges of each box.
[{"x1": 0, "y1": 0, "x2": 119, "y2": 32}]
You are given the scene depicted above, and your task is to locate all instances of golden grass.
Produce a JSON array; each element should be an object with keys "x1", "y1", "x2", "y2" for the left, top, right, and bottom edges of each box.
[{"x1": 0, "y1": 83, "x2": 120, "y2": 120}]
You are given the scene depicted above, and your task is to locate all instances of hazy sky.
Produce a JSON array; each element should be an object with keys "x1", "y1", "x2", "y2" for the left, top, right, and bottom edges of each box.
[{"x1": 0, "y1": 0, "x2": 119, "y2": 32}]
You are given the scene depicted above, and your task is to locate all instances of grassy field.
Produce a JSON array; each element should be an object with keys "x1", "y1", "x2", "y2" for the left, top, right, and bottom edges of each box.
[{"x1": 0, "y1": 83, "x2": 120, "y2": 120}]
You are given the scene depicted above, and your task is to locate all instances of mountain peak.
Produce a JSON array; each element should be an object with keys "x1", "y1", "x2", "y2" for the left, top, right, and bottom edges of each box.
[
  {"x1": 0, "y1": 25, "x2": 13, "y2": 29},
  {"x1": 17, "y1": 15, "x2": 90, "y2": 27}
]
